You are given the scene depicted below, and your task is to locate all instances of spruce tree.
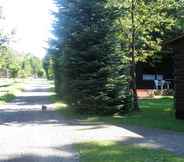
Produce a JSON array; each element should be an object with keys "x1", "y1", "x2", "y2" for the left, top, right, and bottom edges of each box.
[{"x1": 50, "y1": 0, "x2": 131, "y2": 115}]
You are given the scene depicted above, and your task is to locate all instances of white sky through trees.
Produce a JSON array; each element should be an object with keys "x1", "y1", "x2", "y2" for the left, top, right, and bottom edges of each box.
[{"x1": 0, "y1": 0, "x2": 55, "y2": 58}]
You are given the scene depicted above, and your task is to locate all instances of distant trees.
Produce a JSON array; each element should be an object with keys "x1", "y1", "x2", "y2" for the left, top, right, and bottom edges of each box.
[
  {"x1": 0, "y1": 5, "x2": 44, "y2": 79},
  {"x1": 0, "y1": 48, "x2": 44, "y2": 78},
  {"x1": 19, "y1": 54, "x2": 44, "y2": 78}
]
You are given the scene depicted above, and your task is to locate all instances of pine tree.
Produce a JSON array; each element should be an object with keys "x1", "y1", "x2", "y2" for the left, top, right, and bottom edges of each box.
[{"x1": 50, "y1": 0, "x2": 131, "y2": 115}]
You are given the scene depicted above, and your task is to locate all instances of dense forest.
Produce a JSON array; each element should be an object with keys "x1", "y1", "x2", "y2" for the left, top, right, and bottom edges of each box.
[
  {"x1": 0, "y1": 45, "x2": 44, "y2": 79},
  {"x1": 44, "y1": 0, "x2": 184, "y2": 114},
  {"x1": 0, "y1": 8, "x2": 45, "y2": 79},
  {"x1": 0, "y1": 46, "x2": 44, "y2": 78}
]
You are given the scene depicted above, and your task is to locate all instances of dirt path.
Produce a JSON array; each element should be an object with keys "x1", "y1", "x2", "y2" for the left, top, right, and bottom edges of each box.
[
  {"x1": 0, "y1": 79, "x2": 79, "y2": 162},
  {"x1": 0, "y1": 79, "x2": 184, "y2": 162}
]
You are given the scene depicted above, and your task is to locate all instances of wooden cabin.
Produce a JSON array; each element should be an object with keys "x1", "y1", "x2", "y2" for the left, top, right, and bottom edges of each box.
[
  {"x1": 136, "y1": 59, "x2": 174, "y2": 90},
  {"x1": 168, "y1": 34, "x2": 184, "y2": 119}
]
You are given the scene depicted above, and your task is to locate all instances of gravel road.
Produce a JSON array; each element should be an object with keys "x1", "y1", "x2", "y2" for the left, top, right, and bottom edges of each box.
[{"x1": 0, "y1": 79, "x2": 79, "y2": 162}]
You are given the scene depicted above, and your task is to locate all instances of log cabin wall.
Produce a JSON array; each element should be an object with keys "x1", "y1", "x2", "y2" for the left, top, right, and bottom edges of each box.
[{"x1": 171, "y1": 37, "x2": 184, "y2": 119}]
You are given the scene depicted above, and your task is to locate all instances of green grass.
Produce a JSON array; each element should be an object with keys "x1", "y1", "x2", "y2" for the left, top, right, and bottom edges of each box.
[
  {"x1": 77, "y1": 141, "x2": 184, "y2": 162},
  {"x1": 0, "y1": 79, "x2": 25, "y2": 104},
  {"x1": 83, "y1": 97, "x2": 184, "y2": 132},
  {"x1": 53, "y1": 95, "x2": 184, "y2": 132},
  {"x1": 50, "y1": 95, "x2": 77, "y2": 117},
  {"x1": 0, "y1": 93, "x2": 16, "y2": 103}
]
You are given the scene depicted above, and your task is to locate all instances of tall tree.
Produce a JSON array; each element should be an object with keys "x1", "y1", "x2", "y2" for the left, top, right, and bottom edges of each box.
[
  {"x1": 130, "y1": 0, "x2": 139, "y2": 111},
  {"x1": 49, "y1": 0, "x2": 131, "y2": 114}
]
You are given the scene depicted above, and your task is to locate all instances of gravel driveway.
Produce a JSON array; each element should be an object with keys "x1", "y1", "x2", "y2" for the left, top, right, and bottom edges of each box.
[{"x1": 0, "y1": 79, "x2": 79, "y2": 162}]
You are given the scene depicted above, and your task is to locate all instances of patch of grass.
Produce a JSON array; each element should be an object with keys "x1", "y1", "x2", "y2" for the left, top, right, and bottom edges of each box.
[
  {"x1": 0, "y1": 93, "x2": 16, "y2": 103},
  {"x1": 77, "y1": 141, "x2": 184, "y2": 162},
  {"x1": 0, "y1": 79, "x2": 26, "y2": 104},
  {"x1": 83, "y1": 97, "x2": 184, "y2": 132}
]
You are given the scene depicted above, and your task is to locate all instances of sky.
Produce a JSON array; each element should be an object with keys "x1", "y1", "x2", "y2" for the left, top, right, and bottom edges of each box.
[{"x1": 0, "y1": 0, "x2": 56, "y2": 58}]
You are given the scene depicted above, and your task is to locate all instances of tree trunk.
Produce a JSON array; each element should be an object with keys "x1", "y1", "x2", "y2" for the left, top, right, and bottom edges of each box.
[{"x1": 130, "y1": 0, "x2": 139, "y2": 111}]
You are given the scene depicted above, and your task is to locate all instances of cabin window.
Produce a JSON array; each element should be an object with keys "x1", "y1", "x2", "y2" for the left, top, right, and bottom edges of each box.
[
  {"x1": 143, "y1": 74, "x2": 155, "y2": 80},
  {"x1": 142, "y1": 74, "x2": 164, "y2": 81},
  {"x1": 156, "y1": 74, "x2": 163, "y2": 80}
]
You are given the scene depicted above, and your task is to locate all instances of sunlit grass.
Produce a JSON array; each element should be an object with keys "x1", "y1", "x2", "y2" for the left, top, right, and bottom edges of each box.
[
  {"x1": 0, "y1": 93, "x2": 15, "y2": 103},
  {"x1": 82, "y1": 97, "x2": 184, "y2": 132},
  {"x1": 52, "y1": 94, "x2": 184, "y2": 132},
  {"x1": 77, "y1": 141, "x2": 184, "y2": 162},
  {"x1": 0, "y1": 79, "x2": 26, "y2": 104}
]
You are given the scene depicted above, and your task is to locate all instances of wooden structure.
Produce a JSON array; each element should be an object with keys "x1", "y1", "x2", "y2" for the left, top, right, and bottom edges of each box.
[
  {"x1": 168, "y1": 34, "x2": 184, "y2": 119},
  {"x1": 136, "y1": 58, "x2": 174, "y2": 89}
]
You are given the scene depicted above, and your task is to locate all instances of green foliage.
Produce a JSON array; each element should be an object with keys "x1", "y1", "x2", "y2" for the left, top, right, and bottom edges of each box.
[
  {"x1": 0, "y1": 47, "x2": 44, "y2": 78},
  {"x1": 43, "y1": 54, "x2": 54, "y2": 80},
  {"x1": 111, "y1": 0, "x2": 180, "y2": 61},
  {"x1": 0, "y1": 79, "x2": 25, "y2": 104},
  {"x1": 108, "y1": 0, "x2": 183, "y2": 111},
  {"x1": 0, "y1": 47, "x2": 20, "y2": 77},
  {"x1": 49, "y1": 0, "x2": 131, "y2": 115},
  {"x1": 0, "y1": 93, "x2": 15, "y2": 103},
  {"x1": 0, "y1": 11, "x2": 44, "y2": 79},
  {"x1": 19, "y1": 54, "x2": 44, "y2": 78}
]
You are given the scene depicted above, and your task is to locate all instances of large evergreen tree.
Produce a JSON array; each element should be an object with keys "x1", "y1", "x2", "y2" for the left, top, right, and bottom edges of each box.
[{"x1": 50, "y1": 0, "x2": 131, "y2": 115}]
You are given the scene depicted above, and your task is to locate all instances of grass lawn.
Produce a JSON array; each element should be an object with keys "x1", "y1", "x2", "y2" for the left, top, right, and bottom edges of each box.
[
  {"x1": 97, "y1": 97, "x2": 184, "y2": 132},
  {"x1": 53, "y1": 95, "x2": 184, "y2": 132},
  {"x1": 0, "y1": 79, "x2": 25, "y2": 104},
  {"x1": 77, "y1": 141, "x2": 184, "y2": 162}
]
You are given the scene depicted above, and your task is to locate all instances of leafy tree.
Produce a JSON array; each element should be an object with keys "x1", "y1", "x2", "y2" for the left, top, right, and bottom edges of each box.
[
  {"x1": 29, "y1": 55, "x2": 44, "y2": 77},
  {"x1": 19, "y1": 54, "x2": 44, "y2": 78},
  {"x1": 109, "y1": 0, "x2": 180, "y2": 111},
  {"x1": 0, "y1": 47, "x2": 20, "y2": 77}
]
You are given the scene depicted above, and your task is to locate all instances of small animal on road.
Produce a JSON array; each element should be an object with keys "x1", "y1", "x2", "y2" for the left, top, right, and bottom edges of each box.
[{"x1": 42, "y1": 105, "x2": 47, "y2": 111}]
